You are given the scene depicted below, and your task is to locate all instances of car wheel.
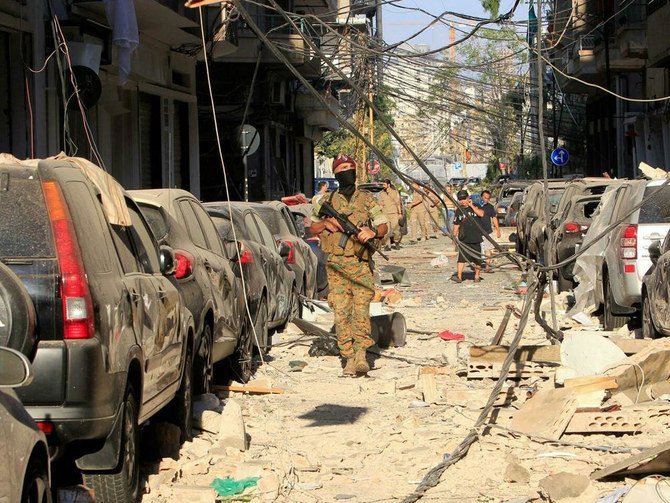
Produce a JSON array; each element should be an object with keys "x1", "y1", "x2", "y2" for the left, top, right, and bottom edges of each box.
[
  {"x1": 194, "y1": 323, "x2": 213, "y2": 395},
  {"x1": 225, "y1": 316, "x2": 254, "y2": 384},
  {"x1": 83, "y1": 386, "x2": 140, "y2": 503},
  {"x1": 603, "y1": 277, "x2": 628, "y2": 330},
  {"x1": 21, "y1": 456, "x2": 51, "y2": 503},
  {"x1": 642, "y1": 294, "x2": 660, "y2": 339},
  {"x1": 290, "y1": 282, "x2": 303, "y2": 320},
  {"x1": 169, "y1": 348, "x2": 193, "y2": 443}
]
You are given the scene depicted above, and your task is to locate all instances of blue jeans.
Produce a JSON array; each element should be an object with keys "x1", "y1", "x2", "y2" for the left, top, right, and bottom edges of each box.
[{"x1": 443, "y1": 208, "x2": 455, "y2": 234}]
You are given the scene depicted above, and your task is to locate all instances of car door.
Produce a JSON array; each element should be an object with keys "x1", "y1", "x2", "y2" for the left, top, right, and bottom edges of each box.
[
  {"x1": 110, "y1": 203, "x2": 180, "y2": 400},
  {"x1": 242, "y1": 211, "x2": 279, "y2": 319},
  {"x1": 654, "y1": 236, "x2": 670, "y2": 332},
  {"x1": 251, "y1": 212, "x2": 292, "y2": 319},
  {"x1": 189, "y1": 200, "x2": 243, "y2": 337}
]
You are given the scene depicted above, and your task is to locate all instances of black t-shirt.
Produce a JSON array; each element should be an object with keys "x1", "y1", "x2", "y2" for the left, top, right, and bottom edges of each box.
[
  {"x1": 480, "y1": 203, "x2": 496, "y2": 234},
  {"x1": 454, "y1": 206, "x2": 483, "y2": 243}
]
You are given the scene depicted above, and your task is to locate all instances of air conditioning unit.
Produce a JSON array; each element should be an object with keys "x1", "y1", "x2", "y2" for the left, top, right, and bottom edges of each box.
[{"x1": 579, "y1": 35, "x2": 595, "y2": 52}]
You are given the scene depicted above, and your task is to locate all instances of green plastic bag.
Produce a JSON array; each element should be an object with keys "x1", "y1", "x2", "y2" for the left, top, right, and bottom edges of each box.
[{"x1": 211, "y1": 476, "x2": 260, "y2": 497}]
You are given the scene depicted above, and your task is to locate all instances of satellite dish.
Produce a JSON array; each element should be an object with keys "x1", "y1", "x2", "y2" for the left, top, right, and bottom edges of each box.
[
  {"x1": 238, "y1": 124, "x2": 260, "y2": 157},
  {"x1": 65, "y1": 66, "x2": 102, "y2": 110}
]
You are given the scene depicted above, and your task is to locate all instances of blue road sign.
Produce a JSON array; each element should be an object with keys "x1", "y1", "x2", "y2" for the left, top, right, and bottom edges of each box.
[
  {"x1": 551, "y1": 147, "x2": 570, "y2": 167},
  {"x1": 454, "y1": 162, "x2": 462, "y2": 170}
]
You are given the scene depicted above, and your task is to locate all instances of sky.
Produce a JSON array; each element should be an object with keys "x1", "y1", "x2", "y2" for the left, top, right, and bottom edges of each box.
[{"x1": 382, "y1": 0, "x2": 528, "y2": 48}]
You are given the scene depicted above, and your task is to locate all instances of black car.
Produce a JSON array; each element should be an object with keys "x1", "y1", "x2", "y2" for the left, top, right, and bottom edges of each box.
[
  {"x1": 130, "y1": 189, "x2": 247, "y2": 387},
  {"x1": 205, "y1": 202, "x2": 296, "y2": 351},
  {"x1": 0, "y1": 156, "x2": 194, "y2": 503}
]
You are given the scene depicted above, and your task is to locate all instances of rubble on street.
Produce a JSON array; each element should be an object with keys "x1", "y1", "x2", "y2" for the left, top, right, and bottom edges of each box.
[{"x1": 137, "y1": 233, "x2": 670, "y2": 503}]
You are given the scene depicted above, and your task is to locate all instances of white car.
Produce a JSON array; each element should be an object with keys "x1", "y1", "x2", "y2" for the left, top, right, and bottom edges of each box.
[{"x1": 0, "y1": 346, "x2": 51, "y2": 502}]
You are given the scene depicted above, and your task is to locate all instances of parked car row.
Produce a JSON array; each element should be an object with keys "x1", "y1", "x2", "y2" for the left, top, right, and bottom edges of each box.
[
  {"x1": 0, "y1": 155, "x2": 317, "y2": 502},
  {"x1": 511, "y1": 172, "x2": 670, "y2": 334}
]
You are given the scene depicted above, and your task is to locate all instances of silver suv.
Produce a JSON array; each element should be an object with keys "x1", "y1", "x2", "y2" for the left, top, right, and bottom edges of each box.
[{"x1": 591, "y1": 179, "x2": 670, "y2": 329}]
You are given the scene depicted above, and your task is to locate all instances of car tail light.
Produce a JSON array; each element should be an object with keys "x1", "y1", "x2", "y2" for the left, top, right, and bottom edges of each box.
[
  {"x1": 42, "y1": 181, "x2": 94, "y2": 340},
  {"x1": 564, "y1": 222, "x2": 589, "y2": 234},
  {"x1": 174, "y1": 250, "x2": 194, "y2": 279},
  {"x1": 620, "y1": 224, "x2": 637, "y2": 260},
  {"x1": 239, "y1": 244, "x2": 254, "y2": 265},
  {"x1": 279, "y1": 240, "x2": 295, "y2": 264},
  {"x1": 564, "y1": 222, "x2": 580, "y2": 234},
  {"x1": 36, "y1": 421, "x2": 54, "y2": 434}
]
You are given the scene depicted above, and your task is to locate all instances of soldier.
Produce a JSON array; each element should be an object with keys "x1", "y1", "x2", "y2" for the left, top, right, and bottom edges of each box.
[
  {"x1": 408, "y1": 181, "x2": 431, "y2": 243},
  {"x1": 379, "y1": 178, "x2": 403, "y2": 250},
  {"x1": 310, "y1": 154, "x2": 389, "y2": 376}
]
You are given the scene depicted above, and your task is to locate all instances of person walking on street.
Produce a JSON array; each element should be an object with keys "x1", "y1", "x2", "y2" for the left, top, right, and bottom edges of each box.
[
  {"x1": 312, "y1": 181, "x2": 328, "y2": 205},
  {"x1": 453, "y1": 189, "x2": 485, "y2": 283},
  {"x1": 442, "y1": 185, "x2": 456, "y2": 234},
  {"x1": 379, "y1": 178, "x2": 403, "y2": 250},
  {"x1": 426, "y1": 188, "x2": 442, "y2": 238},
  {"x1": 310, "y1": 154, "x2": 388, "y2": 377},
  {"x1": 479, "y1": 189, "x2": 501, "y2": 272},
  {"x1": 408, "y1": 181, "x2": 431, "y2": 243}
]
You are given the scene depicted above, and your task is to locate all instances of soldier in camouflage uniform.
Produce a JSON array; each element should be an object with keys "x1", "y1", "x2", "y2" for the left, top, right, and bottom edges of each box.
[{"x1": 310, "y1": 154, "x2": 389, "y2": 376}]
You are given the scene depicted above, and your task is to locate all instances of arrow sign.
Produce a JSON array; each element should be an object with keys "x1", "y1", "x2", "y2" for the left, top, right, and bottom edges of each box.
[{"x1": 551, "y1": 147, "x2": 570, "y2": 167}]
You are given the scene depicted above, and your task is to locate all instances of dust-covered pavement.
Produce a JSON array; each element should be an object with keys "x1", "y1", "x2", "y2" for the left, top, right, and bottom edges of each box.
[{"x1": 140, "y1": 232, "x2": 667, "y2": 503}]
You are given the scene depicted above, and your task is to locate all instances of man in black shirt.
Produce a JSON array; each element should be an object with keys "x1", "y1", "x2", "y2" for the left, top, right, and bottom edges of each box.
[
  {"x1": 453, "y1": 189, "x2": 485, "y2": 283},
  {"x1": 480, "y1": 189, "x2": 501, "y2": 272}
]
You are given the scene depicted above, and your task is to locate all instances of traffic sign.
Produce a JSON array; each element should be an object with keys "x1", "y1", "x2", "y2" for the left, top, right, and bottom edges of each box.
[
  {"x1": 454, "y1": 162, "x2": 462, "y2": 170},
  {"x1": 367, "y1": 159, "x2": 380, "y2": 174},
  {"x1": 239, "y1": 124, "x2": 260, "y2": 157},
  {"x1": 551, "y1": 147, "x2": 569, "y2": 167}
]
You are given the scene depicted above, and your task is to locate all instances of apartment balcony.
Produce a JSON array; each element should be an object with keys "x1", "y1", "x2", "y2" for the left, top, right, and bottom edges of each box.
[
  {"x1": 647, "y1": 1, "x2": 670, "y2": 67},
  {"x1": 615, "y1": 1, "x2": 647, "y2": 60},
  {"x1": 295, "y1": 0, "x2": 338, "y2": 21},
  {"x1": 559, "y1": 42, "x2": 600, "y2": 94},
  {"x1": 593, "y1": 36, "x2": 646, "y2": 73},
  {"x1": 71, "y1": 0, "x2": 199, "y2": 47},
  {"x1": 210, "y1": 17, "x2": 321, "y2": 78}
]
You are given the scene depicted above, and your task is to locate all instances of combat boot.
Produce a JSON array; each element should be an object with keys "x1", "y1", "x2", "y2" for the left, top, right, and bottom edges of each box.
[
  {"x1": 354, "y1": 351, "x2": 370, "y2": 374},
  {"x1": 343, "y1": 358, "x2": 357, "y2": 376}
]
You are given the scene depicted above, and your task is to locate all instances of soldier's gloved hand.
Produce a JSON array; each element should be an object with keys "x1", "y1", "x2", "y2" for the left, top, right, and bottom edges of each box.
[{"x1": 357, "y1": 227, "x2": 376, "y2": 243}]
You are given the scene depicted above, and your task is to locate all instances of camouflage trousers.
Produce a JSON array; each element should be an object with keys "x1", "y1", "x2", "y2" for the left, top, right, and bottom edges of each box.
[
  {"x1": 382, "y1": 213, "x2": 402, "y2": 245},
  {"x1": 326, "y1": 255, "x2": 376, "y2": 359}
]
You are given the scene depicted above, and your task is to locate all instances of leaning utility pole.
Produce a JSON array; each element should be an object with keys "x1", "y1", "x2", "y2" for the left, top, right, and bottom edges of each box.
[{"x1": 536, "y1": 0, "x2": 558, "y2": 332}]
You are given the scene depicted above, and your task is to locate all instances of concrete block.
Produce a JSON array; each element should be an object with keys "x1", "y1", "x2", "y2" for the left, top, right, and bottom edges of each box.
[{"x1": 218, "y1": 398, "x2": 248, "y2": 451}]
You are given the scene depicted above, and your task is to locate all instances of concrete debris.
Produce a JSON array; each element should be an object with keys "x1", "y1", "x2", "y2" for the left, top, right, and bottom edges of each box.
[
  {"x1": 504, "y1": 457, "x2": 530, "y2": 484},
  {"x1": 217, "y1": 398, "x2": 248, "y2": 451},
  {"x1": 560, "y1": 332, "x2": 627, "y2": 377},
  {"x1": 430, "y1": 254, "x2": 449, "y2": 267},
  {"x1": 165, "y1": 485, "x2": 218, "y2": 503},
  {"x1": 539, "y1": 472, "x2": 590, "y2": 500}
]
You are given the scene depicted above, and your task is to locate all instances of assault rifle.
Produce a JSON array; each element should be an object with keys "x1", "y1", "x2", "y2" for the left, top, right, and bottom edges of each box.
[{"x1": 319, "y1": 201, "x2": 389, "y2": 261}]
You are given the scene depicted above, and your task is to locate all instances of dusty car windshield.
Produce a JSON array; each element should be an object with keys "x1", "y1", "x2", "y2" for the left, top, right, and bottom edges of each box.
[
  {"x1": 640, "y1": 185, "x2": 670, "y2": 223},
  {"x1": 0, "y1": 171, "x2": 54, "y2": 258}
]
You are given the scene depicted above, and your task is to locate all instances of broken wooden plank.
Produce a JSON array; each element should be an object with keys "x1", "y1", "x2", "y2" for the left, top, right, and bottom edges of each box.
[
  {"x1": 214, "y1": 384, "x2": 284, "y2": 395},
  {"x1": 467, "y1": 361, "x2": 559, "y2": 380},
  {"x1": 419, "y1": 366, "x2": 451, "y2": 375},
  {"x1": 591, "y1": 440, "x2": 670, "y2": 480},
  {"x1": 564, "y1": 376, "x2": 619, "y2": 392},
  {"x1": 510, "y1": 388, "x2": 578, "y2": 441},
  {"x1": 420, "y1": 373, "x2": 439, "y2": 404},
  {"x1": 469, "y1": 345, "x2": 561, "y2": 363}
]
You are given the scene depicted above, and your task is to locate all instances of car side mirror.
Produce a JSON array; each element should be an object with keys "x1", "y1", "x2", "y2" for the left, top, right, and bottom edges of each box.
[
  {"x1": 508, "y1": 232, "x2": 517, "y2": 243},
  {"x1": 527, "y1": 210, "x2": 538, "y2": 220},
  {"x1": 550, "y1": 220, "x2": 558, "y2": 230},
  {"x1": 159, "y1": 245, "x2": 176, "y2": 275},
  {"x1": 224, "y1": 240, "x2": 240, "y2": 261},
  {"x1": 0, "y1": 346, "x2": 33, "y2": 388},
  {"x1": 278, "y1": 241, "x2": 291, "y2": 258},
  {"x1": 550, "y1": 203, "x2": 559, "y2": 214},
  {"x1": 649, "y1": 241, "x2": 662, "y2": 265}
]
